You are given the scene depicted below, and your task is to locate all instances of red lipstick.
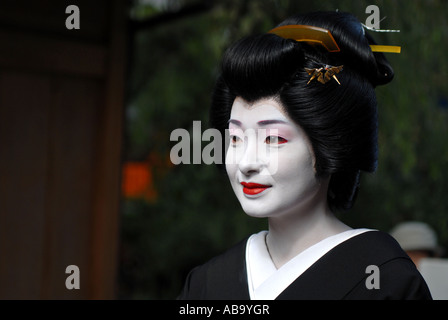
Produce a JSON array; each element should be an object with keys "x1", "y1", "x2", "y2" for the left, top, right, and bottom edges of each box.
[{"x1": 240, "y1": 182, "x2": 271, "y2": 195}]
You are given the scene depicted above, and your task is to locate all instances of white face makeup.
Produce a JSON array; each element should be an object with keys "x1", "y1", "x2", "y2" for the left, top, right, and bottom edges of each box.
[{"x1": 225, "y1": 97, "x2": 326, "y2": 218}]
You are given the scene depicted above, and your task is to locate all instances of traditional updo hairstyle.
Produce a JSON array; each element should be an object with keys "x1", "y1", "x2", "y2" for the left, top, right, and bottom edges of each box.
[{"x1": 210, "y1": 11, "x2": 394, "y2": 212}]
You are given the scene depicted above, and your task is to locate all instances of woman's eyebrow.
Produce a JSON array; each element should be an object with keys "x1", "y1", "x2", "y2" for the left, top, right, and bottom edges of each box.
[
  {"x1": 228, "y1": 119, "x2": 289, "y2": 126},
  {"x1": 228, "y1": 119, "x2": 242, "y2": 126},
  {"x1": 257, "y1": 119, "x2": 288, "y2": 126}
]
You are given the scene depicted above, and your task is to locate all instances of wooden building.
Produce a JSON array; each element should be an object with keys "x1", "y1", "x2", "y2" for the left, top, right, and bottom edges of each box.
[{"x1": 0, "y1": 0, "x2": 127, "y2": 299}]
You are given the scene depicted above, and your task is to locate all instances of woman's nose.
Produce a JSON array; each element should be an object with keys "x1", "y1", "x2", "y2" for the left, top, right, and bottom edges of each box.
[{"x1": 238, "y1": 135, "x2": 265, "y2": 175}]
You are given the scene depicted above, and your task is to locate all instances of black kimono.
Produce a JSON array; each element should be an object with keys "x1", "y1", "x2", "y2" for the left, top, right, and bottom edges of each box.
[{"x1": 178, "y1": 230, "x2": 432, "y2": 300}]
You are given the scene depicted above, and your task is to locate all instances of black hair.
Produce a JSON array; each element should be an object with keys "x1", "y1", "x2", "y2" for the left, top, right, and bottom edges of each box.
[{"x1": 210, "y1": 11, "x2": 394, "y2": 212}]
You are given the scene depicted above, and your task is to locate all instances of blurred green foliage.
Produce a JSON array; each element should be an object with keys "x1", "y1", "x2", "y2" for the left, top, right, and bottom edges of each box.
[{"x1": 119, "y1": 0, "x2": 448, "y2": 299}]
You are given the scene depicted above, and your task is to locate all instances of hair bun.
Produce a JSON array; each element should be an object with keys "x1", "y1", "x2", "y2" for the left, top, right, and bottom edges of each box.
[{"x1": 365, "y1": 33, "x2": 395, "y2": 86}]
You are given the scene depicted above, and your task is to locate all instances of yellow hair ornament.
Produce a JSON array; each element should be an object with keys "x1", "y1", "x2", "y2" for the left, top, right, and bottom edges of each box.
[
  {"x1": 369, "y1": 45, "x2": 401, "y2": 53},
  {"x1": 269, "y1": 25, "x2": 401, "y2": 54}
]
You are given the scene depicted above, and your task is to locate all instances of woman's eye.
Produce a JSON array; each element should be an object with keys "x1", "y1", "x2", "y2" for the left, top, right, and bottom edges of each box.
[
  {"x1": 230, "y1": 135, "x2": 242, "y2": 146},
  {"x1": 265, "y1": 136, "x2": 288, "y2": 145}
]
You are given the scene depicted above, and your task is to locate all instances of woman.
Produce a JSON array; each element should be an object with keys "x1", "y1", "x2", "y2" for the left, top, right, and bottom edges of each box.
[{"x1": 178, "y1": 11, "x2": 431, "y2": 300}]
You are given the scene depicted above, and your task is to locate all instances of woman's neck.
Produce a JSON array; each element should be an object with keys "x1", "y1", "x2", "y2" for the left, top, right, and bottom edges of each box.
[{"x1": 265, "y1": 191, "x2": 351, "y2": 269}]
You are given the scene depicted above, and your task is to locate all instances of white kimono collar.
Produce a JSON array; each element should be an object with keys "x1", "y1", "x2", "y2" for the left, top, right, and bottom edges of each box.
[{"x1": 245, "y1": 228, "x2": 374, "y2": 300}]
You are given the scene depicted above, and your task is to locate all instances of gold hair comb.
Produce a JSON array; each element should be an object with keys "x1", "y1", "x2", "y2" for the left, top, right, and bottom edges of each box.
[
  {"x1": 269, "y1": 25, "x2": 401, "y2": 53},
  {"x1": 305, "y1": 65, "x2": 343, "y2": 85}
]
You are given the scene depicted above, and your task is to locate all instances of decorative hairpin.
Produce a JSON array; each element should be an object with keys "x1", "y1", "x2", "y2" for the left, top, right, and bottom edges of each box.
[
  {"x1": 269, "y1": 24, "x2": 401, "y2": 53},
  {"x1": 361, "y1": 22, "x2": 400, "y2": 33},
  {"x1": 305, "y1": 65, "x2": 343, "y2": 85}
]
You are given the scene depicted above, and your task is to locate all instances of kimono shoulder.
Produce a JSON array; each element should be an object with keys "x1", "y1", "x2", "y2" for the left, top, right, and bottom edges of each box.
[
  {"x1": 178, "y1": 237, "x2": 249, "y2": 300},
  {"x1": 277, "y1": 231, "x2": 432, "y2": 299},
  {"x1": 178, "y1": 231, "x2": 432, "y2": 300}
]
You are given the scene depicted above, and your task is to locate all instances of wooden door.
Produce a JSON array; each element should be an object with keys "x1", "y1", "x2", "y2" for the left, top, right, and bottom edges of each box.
[{"x1": 0, "y1": 0, "x2": 126, "y2": 299}]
